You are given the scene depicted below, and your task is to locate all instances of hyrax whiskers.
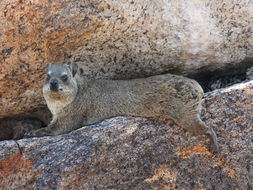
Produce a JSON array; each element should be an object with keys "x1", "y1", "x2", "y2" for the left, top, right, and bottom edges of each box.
[{"x1": 25, "y1": 63, "x2": 218, "y2": 152}]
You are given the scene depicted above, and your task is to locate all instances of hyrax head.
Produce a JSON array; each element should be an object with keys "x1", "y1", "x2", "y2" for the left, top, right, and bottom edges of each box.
[{"x1": 43, "y1": 63, "x2": 78, "y2": 103}]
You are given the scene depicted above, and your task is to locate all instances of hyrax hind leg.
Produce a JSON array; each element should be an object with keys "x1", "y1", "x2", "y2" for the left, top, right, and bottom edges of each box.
[{"x1": 179, "y1": 110, "x2": 219, "y2": 153}]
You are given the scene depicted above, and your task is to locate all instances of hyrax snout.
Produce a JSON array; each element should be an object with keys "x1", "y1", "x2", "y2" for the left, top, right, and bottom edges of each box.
[
  {"x1": 49, "y1": 78, "x2": 59, "y2": 92},
  {"x1": 25, "y1": 63, "x2": 219, "y2": 153}
]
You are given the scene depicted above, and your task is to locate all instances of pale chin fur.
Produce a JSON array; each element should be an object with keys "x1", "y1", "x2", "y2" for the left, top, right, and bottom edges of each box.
[{"x1": 43, "y1": 85, "x2": 77, "y2": 116}]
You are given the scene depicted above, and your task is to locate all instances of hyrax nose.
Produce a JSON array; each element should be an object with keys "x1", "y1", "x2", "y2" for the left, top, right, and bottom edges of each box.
[{"x1": 50, "y1": 79, "x2": 59, "y2": 91}]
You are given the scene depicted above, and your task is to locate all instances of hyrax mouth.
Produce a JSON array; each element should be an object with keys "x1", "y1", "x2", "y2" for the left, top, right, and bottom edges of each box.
[
  {"x1": 48, "y1": 86, "x2": 65, "y2": 97},
  {"x1": 48, "y1": 91, "x2": 62, "y2": 100},
  {"x1": 49, "y1": 84, "x2": 63, "y2": 92},
  {"x1": 50, "y1": 85, "x2": 58, "y2": 92}
]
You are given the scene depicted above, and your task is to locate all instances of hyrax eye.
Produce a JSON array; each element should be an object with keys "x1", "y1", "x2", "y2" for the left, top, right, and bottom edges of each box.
[
  {"x1": 46, "y1": 74, "x2": 50, "y2": 81},
  {"x1": 61, "y1": 75, "x2": 68, "y2": 82}
]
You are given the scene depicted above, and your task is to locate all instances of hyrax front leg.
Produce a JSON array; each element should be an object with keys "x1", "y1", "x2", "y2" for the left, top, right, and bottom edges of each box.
[
  {"x1": 24, "y1": 119, "x2": 61, "y2": 137},
  {"x1": 24, "y1": 114, "x2": 84, "y2": 137}
]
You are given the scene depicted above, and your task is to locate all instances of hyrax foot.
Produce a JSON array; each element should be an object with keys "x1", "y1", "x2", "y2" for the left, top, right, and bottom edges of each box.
[
  {"x1": 205, "y1": 127, "x2": 219, "y2": 153},
  {"x1": 180, "y1": 116, "x2": 219, "y2": 153},
  {"x1": 24, "y1": 128, "x2": 53, "y2": 138}
]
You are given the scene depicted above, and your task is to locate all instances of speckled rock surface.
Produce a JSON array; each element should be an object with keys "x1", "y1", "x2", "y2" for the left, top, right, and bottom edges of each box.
[
  {"x1": 0, "y1": 80, "x2": 252, "y2": 190},
  {"x1": 1, "y1": 0, "x2": 253, "y2": 117}
]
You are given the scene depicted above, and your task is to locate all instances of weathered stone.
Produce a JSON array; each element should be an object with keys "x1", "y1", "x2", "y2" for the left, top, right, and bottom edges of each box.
[
  {"x1": 1, "y1": 0, "x2": 253, "y2": 117},
  {"x1": 0, "y1": 80, "x2": 252, "y2": 189}
]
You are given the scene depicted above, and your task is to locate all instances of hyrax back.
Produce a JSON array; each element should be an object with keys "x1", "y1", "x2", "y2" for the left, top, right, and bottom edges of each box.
[{"x1": 25, "y1": 63, "x2": 218, "y2": 152}]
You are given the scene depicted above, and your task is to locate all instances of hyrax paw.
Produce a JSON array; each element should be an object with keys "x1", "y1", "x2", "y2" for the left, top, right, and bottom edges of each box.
[
  {"x1": 210, "y1": 143, "x2": 219, "y2": 154},
  {"x1": 23, "y1": 130, "x2": 46, "y2": 138},
  {"x1": 23, "y1": 131, "x2": 38, "y2": 138}
]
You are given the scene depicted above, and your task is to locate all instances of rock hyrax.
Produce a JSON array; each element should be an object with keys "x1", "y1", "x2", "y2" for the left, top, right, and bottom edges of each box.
[{"x1": 25, "y1": 63, "x2": 218, "y2": 152}]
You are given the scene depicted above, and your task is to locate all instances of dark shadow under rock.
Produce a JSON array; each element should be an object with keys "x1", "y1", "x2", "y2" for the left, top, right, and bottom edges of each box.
[
  {"x1": 0, "y1": 106, "x2": 51, "y2": 141},
  {"x1": 0, "y1": 117, "x2": 46, "y2": 141}
]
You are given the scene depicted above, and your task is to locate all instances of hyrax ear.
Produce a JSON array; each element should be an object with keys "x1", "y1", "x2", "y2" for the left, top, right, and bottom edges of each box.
[{"x1": 65, "y1": 62, "x2": 78, "y2": 77}]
